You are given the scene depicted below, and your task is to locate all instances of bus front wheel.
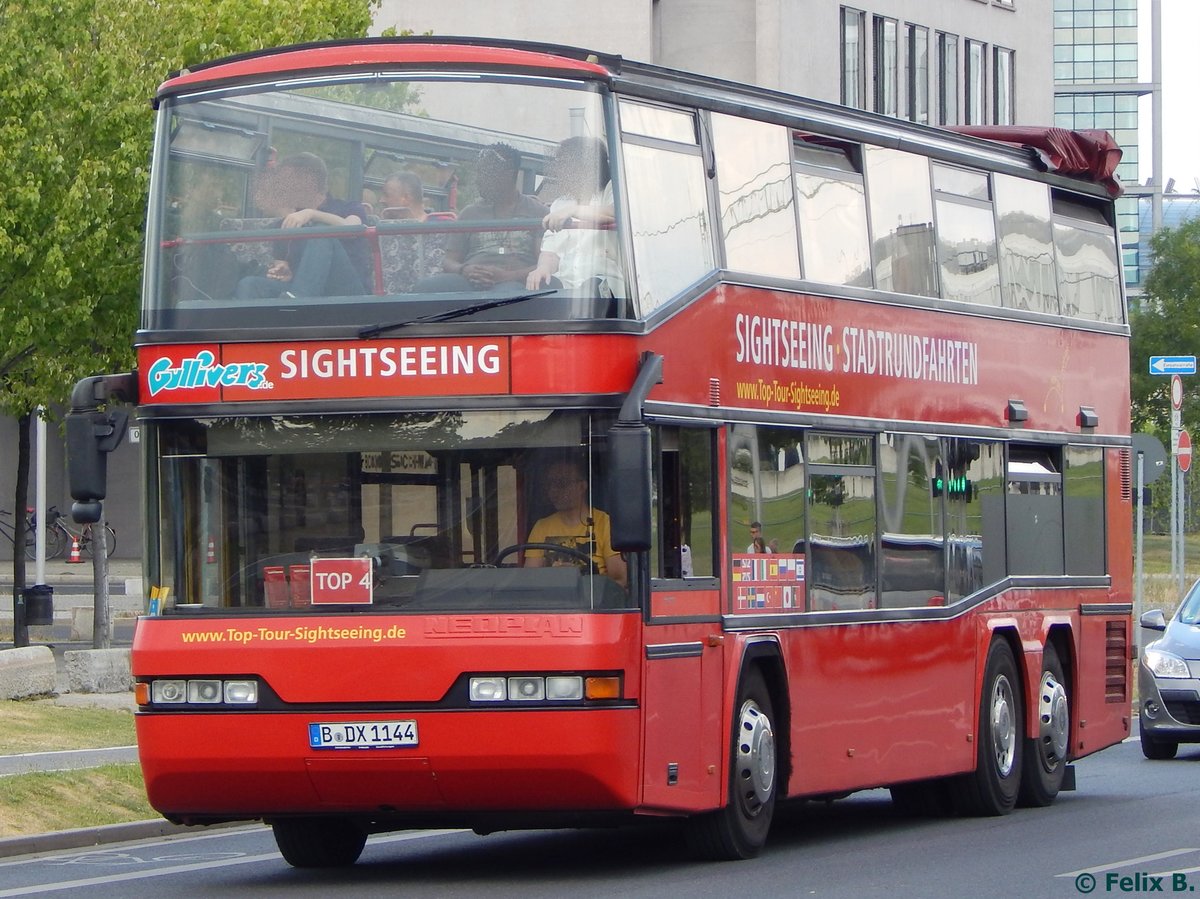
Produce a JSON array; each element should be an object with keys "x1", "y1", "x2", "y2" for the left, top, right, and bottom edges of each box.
[
  {"x1": 952, "y1": 638, "x2": 1023, "y2": 816},
  {"x1": 271, "y1": 817, "x2": 367, "y2": 868},
  {"x1": 684, "y1": 667, "x2": 777, "y2": 860}
]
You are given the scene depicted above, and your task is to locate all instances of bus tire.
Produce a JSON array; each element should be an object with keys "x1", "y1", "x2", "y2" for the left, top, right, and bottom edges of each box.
[
  {"x1": 952, "y1": 638, "x2": 1023, "y2": 816},
  {"x1": 1018, "y1": 643, "x2": 1069, "y2": 807},
  {"x1": 684, "y1": 667, "x2": 777, "y2": 860},
  {"x1": 271, "y1": 817, "x2": 367, "y2": 868}
]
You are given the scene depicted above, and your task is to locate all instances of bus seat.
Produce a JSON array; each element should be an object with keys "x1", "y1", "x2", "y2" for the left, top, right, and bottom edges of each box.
[
  {"x1": 378, "y1": 230, "x2": 448, "y2": 294},
  {"x1": 219, "y1": 217, "x2": 279, "y2": 268}
]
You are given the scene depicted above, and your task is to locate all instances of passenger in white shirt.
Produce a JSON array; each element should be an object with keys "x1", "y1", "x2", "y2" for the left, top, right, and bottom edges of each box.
[{"x1": 526, "y1": 136, "x2": 625, "y2": 299}]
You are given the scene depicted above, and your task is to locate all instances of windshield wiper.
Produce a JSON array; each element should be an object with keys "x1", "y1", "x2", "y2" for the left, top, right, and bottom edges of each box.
[{"x1": 359, "y1": 289, "x2": 557, "y2": 338}]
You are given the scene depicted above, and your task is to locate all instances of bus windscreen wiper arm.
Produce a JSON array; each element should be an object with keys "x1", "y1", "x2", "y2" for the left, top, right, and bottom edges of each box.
[{"x1": 359, "y1": 289, "x2": 557, "y2": 338}]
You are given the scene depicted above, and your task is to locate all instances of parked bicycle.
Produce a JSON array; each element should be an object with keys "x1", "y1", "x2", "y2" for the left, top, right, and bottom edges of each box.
[
  {"x1": 0, "y1": 508, "x2": 37, "y2": 559},
  {"x1": 0, "y1": 506, "x2": 116, "y2": 559}
]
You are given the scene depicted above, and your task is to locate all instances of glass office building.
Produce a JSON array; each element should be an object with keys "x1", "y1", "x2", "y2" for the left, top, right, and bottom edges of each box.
[{"x1": 1053, "y1": 0, "x2": 1144, "y2": 290}]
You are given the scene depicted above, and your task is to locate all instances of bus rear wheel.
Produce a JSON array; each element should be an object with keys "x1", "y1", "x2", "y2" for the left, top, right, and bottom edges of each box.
[
  {"x1": 684, "y1": 668, "x2": 777, "y2": 860},
  {"x1": 1018, "y1": 643, "x2": 1069, "y2": 807},
  {"x1": 271, "y1": 816, "x2": 367, "y2": 868},
  {"x1": 952, "y1": 638, "x2": 1023, "y2": 816}
]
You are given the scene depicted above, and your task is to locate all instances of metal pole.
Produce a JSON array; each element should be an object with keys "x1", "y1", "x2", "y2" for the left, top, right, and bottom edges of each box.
[
  {"x1": 1136, "y1": 453, "x2": 1145, "y2": 630},
  {"x1": 92, "y1": 517, "x2": 110, "y2": 649},
  {"x1": 1179, "y1": 465, "x2": 1186, "y2": 595},
  {"x1": 34, "y1": 408, "x2": 46, "y2": 587},
  {"x1": 1151, "y1": 0, "x2": 1163, "y2": 232}
]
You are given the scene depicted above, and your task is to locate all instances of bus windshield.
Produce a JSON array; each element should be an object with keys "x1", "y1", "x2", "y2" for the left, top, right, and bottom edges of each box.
[
  {"x1": 151, "y1": 76, "x2": 625, "y2": 330},
  {"x1": 151, "y1": 410, "x2": 632, "y2": 613}
]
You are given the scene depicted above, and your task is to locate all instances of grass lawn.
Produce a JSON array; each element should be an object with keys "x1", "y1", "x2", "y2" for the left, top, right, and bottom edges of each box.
[
  {"x1": 0, "y1": 765, "x2": 156, "y2": 838},
  {"x1": 0, "y1": 701, "x2": 135, "y2": 755}
]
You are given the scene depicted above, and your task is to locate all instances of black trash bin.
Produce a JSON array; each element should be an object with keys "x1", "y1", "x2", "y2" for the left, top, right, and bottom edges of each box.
[{"x1": 23, "y1": 585, "x2": 54, "y2": 627}]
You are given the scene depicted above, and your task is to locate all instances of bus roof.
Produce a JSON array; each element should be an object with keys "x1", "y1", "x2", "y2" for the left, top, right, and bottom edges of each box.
[
  {"x1": 157, "y1": 37, "x2": 1122, "y2": 198},
  {"x1": 156, "y1": 37, "x2": 615, "y2": 102}
]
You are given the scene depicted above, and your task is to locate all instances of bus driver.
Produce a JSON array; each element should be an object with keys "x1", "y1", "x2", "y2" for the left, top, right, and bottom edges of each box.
[{"x1": 523, "y1": 460, "x2": 627, "y2": 588}]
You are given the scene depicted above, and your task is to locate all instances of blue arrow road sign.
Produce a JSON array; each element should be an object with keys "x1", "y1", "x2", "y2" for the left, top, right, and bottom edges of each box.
[{"x1": 1149, "y1": 355, "x2": 1198, "y2": 375}]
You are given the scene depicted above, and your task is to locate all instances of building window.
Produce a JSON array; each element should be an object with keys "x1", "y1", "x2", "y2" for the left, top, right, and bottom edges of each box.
[
  {"x1": 965, "y1": 39, "x2": 987, "y2": 125},
  {"x1": 994, "y1": 47, "x2": 1014, "y2": 125},
  {"x1": 937, "y1": 32, "x2": 959, "y2": 125},
  {"x1": 907, "y1": 24, "x2": 930, "y2": 124},
  {"x1": 873, "y1": 16, "x2": 898, "y2": 116},
  {"x1": 841, "y1": 7, "x2": 866, "y2": 109}
]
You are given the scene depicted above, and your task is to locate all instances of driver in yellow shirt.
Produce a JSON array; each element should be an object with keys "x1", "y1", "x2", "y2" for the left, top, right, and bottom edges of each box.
[{"x1": 524, "y1": 460, "x2": 627, "y2": 588}]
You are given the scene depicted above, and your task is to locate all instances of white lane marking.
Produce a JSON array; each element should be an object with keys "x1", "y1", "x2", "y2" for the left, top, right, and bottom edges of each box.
[
  {"x1": 0, "y1": 825, "x2": 264, "y2": 869},
  {"x1": 0, "y1": 829, "x2": 463, "y2": 895},
  {"x1": 2, "y1": 748, "x2": 137, "y2": 760},
  {"x1": 1057, "y1": 848, "x2": 1200, "y2": 877}
]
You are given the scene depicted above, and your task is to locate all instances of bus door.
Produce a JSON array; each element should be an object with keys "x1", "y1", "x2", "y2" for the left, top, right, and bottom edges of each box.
[{"x1": 641, "y1": 427, "x2": 724, "y2": 811}]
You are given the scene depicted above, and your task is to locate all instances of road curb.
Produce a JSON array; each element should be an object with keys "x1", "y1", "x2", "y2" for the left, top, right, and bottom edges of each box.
[{"x1": 0, "y1": 818, "x2": 256, "y2": 858}]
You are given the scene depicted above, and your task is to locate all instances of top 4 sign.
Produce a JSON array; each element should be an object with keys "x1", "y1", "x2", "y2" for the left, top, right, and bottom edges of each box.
[{"x1": 1149, "y1": 355, "x2": 1198, "y2": 376}]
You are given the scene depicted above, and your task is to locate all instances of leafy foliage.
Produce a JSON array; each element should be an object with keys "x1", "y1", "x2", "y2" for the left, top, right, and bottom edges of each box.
[
  {"x1": 1130, "y1": 218, "x2": 1200, "y2": 440},
  {"x1": 0, "y1": 0, "x2": 379, "y2": 418}
]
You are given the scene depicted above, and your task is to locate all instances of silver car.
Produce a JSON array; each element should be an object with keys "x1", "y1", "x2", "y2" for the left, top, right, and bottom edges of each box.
[{"x1": 1139, "y1": 579, "x2": 1200, "y2": 759}]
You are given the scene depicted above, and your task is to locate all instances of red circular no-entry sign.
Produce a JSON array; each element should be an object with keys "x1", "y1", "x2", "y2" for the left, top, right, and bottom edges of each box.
[{"x1": 1180, "y1": 429, "x2": 1192, "y2": 473}]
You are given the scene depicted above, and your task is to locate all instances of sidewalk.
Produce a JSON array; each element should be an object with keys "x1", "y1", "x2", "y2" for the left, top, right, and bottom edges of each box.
[{"x1": 1, "y1": 558, "x2": 142, "y2": 644}]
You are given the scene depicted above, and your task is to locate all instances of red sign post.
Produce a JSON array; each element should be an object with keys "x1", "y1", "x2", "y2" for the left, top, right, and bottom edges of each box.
[{"x1": 1179, "y1": 429, "x2": 1192, "y2": 473}]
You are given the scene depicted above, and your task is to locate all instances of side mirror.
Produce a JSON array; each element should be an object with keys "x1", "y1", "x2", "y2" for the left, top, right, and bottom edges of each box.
[
  {"x1": 606, "y1": 424, "x2": 651, "y2": 553},
  {"x1": 1140, "y1": 609, "x2": 1168, "y2": 631}
]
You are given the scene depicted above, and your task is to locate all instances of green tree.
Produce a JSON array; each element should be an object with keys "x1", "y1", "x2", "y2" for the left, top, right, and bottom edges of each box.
[
  {"x1": 1130, "y1": 218, "x2": 1200, "y2": 438},
  {"x1": 1, "y1": 0, "x2": 378, "y2": 633}
]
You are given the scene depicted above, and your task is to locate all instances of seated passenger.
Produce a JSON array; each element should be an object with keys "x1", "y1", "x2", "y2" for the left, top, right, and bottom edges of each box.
[
  {"x1": 524, "y1": 460, "x2": 627, "y2": 588},
  {"x1": 416, "y1": 143, "x2": 547, "y2": 293},
  {"x1": 525, "y1": 136, "x2": 624, "y2": 299},
  {"x1": 380, "y1": 171, "x2": 428, "y2": 221},
  {"x1": 235, "y1": 153, "x2": 369, "y2": 299},
  {"x1": 378, "y1": 171, "x2": 447, "y2": 293}
]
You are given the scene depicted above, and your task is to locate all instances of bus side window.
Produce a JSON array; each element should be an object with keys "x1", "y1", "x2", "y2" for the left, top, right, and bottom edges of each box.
[
  {"x1": 619, "y1": 100, "x2": 715, "y2": 314},
  {"x1": 656, "y1": 427, "x2": 716, "y2": 579}
]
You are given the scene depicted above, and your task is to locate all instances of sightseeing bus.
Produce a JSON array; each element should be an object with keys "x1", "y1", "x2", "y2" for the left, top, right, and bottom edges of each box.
[{"x1": 67, "y1": 38, "x2": 1132, "y2": 867}]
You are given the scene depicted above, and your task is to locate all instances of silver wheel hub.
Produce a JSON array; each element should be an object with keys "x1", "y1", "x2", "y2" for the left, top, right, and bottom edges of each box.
[
  {"x1": 990, "y1": 674, "x2": 1017, "y2": 778},
  {"x1": 735, "y1": 700, "x2": 775, "y2": 815},
  {"x1": 1036, "y1": 669, "x2": 1069, "y2": 767}
]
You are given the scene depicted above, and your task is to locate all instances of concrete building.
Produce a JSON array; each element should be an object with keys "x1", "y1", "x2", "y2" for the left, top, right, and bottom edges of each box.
[{"x1": 375, "y1": 0, "x2": 1055, "y2": 124}]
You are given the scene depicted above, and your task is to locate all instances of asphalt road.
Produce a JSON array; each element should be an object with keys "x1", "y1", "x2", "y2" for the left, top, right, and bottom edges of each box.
[{"x1": 2, "y1": 731, "x2": 1197, "y2": 898}]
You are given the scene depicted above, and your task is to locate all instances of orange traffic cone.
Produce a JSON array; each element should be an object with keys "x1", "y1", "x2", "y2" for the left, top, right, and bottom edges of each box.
[
  {"x1": 207, "y1": 538, "x2": 216, "y2": 564},
  {"x1": 66, "y1": 536, "x2": 83, "y2": 564}
]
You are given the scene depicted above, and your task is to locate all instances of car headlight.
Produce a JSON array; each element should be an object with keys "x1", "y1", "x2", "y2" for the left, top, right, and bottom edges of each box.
[{"x1": 1144, "y1": 648, "x2": 1191, "y2": 679}]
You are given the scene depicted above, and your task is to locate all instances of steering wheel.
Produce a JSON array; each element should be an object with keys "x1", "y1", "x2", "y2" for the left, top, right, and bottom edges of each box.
[{"x1": 493, "y1": 542, "x2": 594, "y2": 568}]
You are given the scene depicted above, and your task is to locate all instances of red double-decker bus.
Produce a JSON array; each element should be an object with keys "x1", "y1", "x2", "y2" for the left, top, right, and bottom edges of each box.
[{"x1": 68, "y1": 38, "x2": 1132, "y2": 867}]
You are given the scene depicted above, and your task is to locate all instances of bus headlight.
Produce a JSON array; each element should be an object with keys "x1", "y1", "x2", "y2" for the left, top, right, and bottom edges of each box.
[
  {"x1": 187, "y1": 680, "x2": 223, "y2": 703},
  {"x1": 469, "y1": 676, "x2": 508, "y2": 701},
  {"x1": 141, "y1": 677, "x2": 260, "y2": 708},
  {"x1": 223, "y1": 680, "x2": 258, "y2": 704},
  {"x1": 508, "y1": 676, "x2": 545, "y2": 701},
  {"x1": 467, "y1": 673, "x2": 613, "y2": 704},
  {"x1": 150, "y1": 680, "x2": 188, "y2": 704},
  {"x1": 545, "y1": 676, "x2": 584, "y2": 701}
]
